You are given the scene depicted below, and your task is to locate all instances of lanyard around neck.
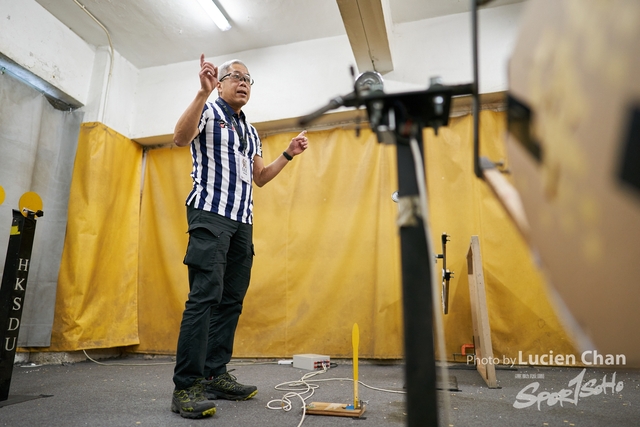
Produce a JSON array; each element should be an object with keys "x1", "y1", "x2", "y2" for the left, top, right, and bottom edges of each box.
[{"x1": 216, "y1": 98, "x2": 247, "y2": 153}]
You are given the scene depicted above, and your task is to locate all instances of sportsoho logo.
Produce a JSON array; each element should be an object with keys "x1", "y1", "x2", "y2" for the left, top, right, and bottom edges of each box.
[
  {"x1": 464, "y1": 351, "x2": 627, "y2": 410},
  {"x1": 513, "y1": 368, "x2": 624, "y2": 410},
  {"x1": 509, "y1": 351, "x2": 627, "y2": 411}
]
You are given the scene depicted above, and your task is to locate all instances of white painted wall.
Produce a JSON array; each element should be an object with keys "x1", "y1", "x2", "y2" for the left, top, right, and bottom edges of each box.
[
  {"x1": 133, "y1": 35, "x2": 358, "y2": 140},
  {"x1": 1, "y1": 0, "x2": 525, "y2": 141},
  {"x1": 0, "y1": 0, "x2": 95, "y2": 105},
  {"x1": 83, "y1": 47, "x2": 139, "y2": 135},
  {"x1": 385, "y1": 3, "x2": 524, "y2": 94},
  {"x1": 132, "y1": 2, "x2": 525, "y2": 140}
]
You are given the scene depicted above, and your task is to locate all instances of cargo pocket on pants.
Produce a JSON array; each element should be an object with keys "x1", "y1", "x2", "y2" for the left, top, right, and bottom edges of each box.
[{"x1": 183, "y1": 225, "x2": 221, "y2": 271}]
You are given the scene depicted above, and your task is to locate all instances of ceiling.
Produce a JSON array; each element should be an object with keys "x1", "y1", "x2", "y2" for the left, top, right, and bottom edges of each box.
[{"x1": 34, "y1": 0, "x2": 525, "y2": 69}]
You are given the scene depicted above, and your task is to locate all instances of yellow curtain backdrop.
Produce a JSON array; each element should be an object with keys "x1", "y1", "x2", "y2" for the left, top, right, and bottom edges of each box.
[
  {"x1": 238, "y1": 128, "x2": 402, "y2": 358},
  {"x1": 47, "y1": 123, "x2": 142, "y2": 350},
  {"x1": 134, "y1": 127, "x2": 403, "y2": 357},
  {"x1": 425, "y1": 111, "x2": 577, "y2": 360},
  {"x1": 135, "y1": 145, "x2": 192, "y2": 354},
  {"x1": 45, "y1": 111, "x2": 577, "y2": 361}
]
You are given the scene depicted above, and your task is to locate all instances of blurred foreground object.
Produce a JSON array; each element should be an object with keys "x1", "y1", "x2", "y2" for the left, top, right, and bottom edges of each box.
[{"x1": 506, "y1": 0, "x2": 640, "y2": 366}]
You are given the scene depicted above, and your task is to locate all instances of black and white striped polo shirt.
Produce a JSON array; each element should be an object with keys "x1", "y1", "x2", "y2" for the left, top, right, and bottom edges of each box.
[{"x1": 185, "y1": 97, "x2": 262, "y2": 224}]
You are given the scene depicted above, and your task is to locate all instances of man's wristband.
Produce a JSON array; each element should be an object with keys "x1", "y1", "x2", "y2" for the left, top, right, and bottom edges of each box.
[{"x1": 282, "y1": 151, "x2": 293, "y2": 161}]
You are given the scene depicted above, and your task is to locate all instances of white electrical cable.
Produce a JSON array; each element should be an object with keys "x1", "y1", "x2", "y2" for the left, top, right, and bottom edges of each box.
[
  {"x1": 307, "y1": 377, "x2": 406, "y2": 394},
  {"x1": 266, "y1": 365, "x2": 327, "y2": 427},
  {"x1": 228, "y1": 360, "x2": 279, "y2": 366},
  {"x1": 83, "y1": 353, "x2": 282, "y2": 368},
  {"x1": 267, "y1": 363, "x2": 406, "y2": 427},
  {"x1": 409, "y1": 136, "x2": 451, "y2": 426}
]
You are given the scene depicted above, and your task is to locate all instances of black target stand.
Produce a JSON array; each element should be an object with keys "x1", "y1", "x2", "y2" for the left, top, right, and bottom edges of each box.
[
  {"x1": 301, "y1": 81, "x2": 473, "y2": 426},
  {"x1": 0, "y1": 208, "x2": 46, "y2": 406},
  {"x1": 300, "y1": 1, "x2": 493, "y2": 423}
]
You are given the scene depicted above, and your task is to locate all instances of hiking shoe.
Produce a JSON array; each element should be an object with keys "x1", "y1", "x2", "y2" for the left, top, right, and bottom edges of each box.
[
  {"x1": 171, "y1": 380, "x2": 217, "y2": 419},
  {"x1": 203, "y1": 370, "x2": 258, "y2": 401}
]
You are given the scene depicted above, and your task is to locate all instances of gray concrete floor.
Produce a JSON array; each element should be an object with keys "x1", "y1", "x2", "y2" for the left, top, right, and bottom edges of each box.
[{"x1": 1, "y1": 357, "x2": 638, "y2": 426}]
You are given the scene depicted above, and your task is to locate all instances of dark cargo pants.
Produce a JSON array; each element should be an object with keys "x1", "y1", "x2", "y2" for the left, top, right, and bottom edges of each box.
[{"x1": 173, "y1": 205, "x2": 253, "y2": 390}]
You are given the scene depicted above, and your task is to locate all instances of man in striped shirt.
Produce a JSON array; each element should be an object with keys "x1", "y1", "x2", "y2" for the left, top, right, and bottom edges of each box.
[{"x1": 171, "y1": 54, "x2": 308, "y2": 419}]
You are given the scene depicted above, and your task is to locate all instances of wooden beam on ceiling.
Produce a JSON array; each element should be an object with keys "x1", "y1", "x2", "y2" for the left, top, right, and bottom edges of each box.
[{"x1": 337, "y1": 0, "x2": 393, "y2": 74}]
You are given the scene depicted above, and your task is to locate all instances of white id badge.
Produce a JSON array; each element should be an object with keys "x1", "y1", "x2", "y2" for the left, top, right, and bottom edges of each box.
[{"x1": 239, "y1": 155, "x2": 251, "y2": 183}]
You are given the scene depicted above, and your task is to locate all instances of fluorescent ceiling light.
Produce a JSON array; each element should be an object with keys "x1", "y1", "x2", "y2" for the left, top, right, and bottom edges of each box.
[{"x1": 196, "y1": 0, "x2": 231, "y2": 31}]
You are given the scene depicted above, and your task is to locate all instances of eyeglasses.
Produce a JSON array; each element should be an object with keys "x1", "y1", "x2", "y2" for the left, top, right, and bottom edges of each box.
[{"x1": 220, "y1": 72, "x2": 254, "y2": 86}]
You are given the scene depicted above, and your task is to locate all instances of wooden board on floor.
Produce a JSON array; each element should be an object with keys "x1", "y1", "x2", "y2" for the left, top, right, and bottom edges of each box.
[
  {"x1": 306, "y1": 401, "x2": 366, "y2": 418},
  {"x1": 467, "y1": 235, "x2": 498, "y2": 388}
]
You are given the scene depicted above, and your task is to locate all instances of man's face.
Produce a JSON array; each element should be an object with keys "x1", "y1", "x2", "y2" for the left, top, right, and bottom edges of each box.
[{"x1": 217, "y1": 64, "x2": 252, "y2": 112}]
